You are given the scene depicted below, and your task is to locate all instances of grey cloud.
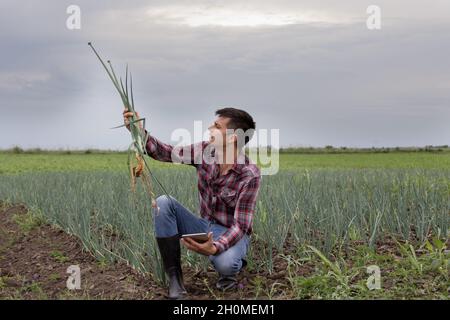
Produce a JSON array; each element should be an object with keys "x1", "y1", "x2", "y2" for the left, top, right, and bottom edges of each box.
[{"x1": 0, "y1": 0, "x2": 449, "y2": 149}]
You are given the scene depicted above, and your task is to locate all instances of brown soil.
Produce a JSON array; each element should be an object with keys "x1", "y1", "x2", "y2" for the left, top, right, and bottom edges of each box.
[{"x1": 0, "y1": 202, "x2": 294, "y2": 300}]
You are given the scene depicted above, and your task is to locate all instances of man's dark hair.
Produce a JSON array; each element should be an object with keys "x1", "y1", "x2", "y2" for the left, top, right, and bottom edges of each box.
[{"x1": 215, "y1": 107, "x2": 256, "y2": 146}]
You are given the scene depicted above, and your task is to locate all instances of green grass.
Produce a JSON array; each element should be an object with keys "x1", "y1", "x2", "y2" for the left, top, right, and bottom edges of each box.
[
  {"x1": 47, "y1": 273, "x2": 62, "y2": 282},
  {"x1": 282, "y1": 241, "x2": 449, "y2": 299},
  {"x1": 0, "y1": 151, "x2": 449, "y2": 175},
  {"x1": 279, "y1": 152, "x2": 450, "y2": 170},
  {"x1": 0, "y1": 153, "x2": 175, "y2": 175},
  {"x1": 12, "y1": 211, "x2": 45, "y2": 233},
  {"x1": 50, "y1": 250, "x2": 69, "y2": 263}
]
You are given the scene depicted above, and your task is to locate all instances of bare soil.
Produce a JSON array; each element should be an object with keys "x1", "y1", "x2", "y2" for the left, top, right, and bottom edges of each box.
[{"x1": 0, "y1": 202, "x2": 292, "y2": 300}]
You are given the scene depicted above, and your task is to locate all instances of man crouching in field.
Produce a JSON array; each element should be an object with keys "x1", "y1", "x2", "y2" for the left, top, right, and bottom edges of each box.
[{"x1": 123, "y1": 107, "x2": 261, "y2": 299}]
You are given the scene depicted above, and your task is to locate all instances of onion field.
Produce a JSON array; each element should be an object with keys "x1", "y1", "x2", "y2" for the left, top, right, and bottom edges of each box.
[{"x1": 0, "y1": 151, "x2": 449, "y2": 299}]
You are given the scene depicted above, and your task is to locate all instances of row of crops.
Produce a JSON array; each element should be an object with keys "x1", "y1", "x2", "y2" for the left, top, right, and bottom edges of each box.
[{"x1": 0, "y1": 168, "x2": 448, "y2": 283}]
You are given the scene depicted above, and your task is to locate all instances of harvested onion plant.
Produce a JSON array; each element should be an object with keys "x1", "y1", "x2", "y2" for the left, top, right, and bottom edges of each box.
[{"x1": 88, "y1": 42, "x2": 170, "y2": 207}]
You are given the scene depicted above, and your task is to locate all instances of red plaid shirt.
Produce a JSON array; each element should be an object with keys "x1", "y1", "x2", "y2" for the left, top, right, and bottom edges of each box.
[{"x1": 145, "y1": 131, "x2": 261, "y2": 254}]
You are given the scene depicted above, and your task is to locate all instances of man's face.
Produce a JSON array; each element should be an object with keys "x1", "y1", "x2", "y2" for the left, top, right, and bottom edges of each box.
[{"x1": 208, "y1": 116, "x2": 232, "y2": 147}]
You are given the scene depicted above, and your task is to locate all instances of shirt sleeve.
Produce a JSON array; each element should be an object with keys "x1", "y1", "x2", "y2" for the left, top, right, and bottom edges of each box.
[
  {"x1": 144, "y1": 129, "x2": 207, "y2": 167},
  {"x1": 213, "y1": 176, "x2": 260, "y2": 254}
]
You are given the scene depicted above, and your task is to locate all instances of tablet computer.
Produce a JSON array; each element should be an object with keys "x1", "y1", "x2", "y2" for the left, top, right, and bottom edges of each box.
[{"x1": 181, "y1": 232, "x2": 209, "y2": 243}]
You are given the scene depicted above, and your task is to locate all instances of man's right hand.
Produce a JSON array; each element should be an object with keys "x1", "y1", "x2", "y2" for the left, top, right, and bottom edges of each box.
[{"x1": 123, "y1": 108, "x2": 142, "y2": 131}]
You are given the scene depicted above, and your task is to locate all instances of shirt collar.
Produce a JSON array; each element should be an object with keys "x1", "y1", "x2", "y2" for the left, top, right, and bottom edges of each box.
[
  {"x1": 230, "y1": 153, "x2": 248, "y2": 174},
  {"x1": 210, "y1": 147, "x2": 249, "y2": 175}
]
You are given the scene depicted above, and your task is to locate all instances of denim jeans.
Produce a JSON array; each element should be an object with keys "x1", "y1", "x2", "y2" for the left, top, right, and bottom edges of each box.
[{"x1": 153, "y1": 195, "x2": 250, "y2": 277}]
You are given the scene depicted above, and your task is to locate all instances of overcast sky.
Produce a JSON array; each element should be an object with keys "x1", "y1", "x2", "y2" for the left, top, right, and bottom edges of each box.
[{"x1": 1, "y1": 0, "x2": 449, "y2": 149}]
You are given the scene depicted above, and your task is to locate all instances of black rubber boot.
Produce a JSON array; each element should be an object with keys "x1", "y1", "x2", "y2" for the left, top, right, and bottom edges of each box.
[
  {"x1": 216, "y1": 275, "x2": 237, "y2": 290},
  {"x1": 156, "y1": 235, "x2": 187, "y2": 300}
]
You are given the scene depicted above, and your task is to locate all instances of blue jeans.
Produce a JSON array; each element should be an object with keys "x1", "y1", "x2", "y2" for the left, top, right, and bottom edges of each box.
[{"x1": 153, "y1": 195, "x2": 250, "y2": 277}]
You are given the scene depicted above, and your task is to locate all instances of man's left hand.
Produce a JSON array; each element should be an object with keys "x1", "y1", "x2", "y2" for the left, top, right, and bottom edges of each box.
[{"x1": 181, "y1": 232, "x2": 217, "y2": 256}]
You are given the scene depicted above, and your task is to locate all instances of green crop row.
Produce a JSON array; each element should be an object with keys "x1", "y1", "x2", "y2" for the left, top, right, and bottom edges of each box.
[{"x1": 0, "y1": 168, "x2": 448, "y2": 283}]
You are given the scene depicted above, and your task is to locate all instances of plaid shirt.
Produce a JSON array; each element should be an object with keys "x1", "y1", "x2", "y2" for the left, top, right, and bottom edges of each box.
[{"x1": 145, "y1": 131, "x2": 261, "y2": 254}]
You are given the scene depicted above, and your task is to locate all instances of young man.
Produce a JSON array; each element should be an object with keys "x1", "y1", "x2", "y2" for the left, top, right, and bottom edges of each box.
[{"x1": 123, "y1": 107, "x2": 261, "y2": 299}]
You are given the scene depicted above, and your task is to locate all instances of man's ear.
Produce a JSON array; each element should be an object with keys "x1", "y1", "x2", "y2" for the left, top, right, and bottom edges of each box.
[
  {"x1": 228, "y1": 133, "x2": 238, "y2": 146},
  {"x1": 224, "y1": 128, "x2": 236, "y2": 145}
]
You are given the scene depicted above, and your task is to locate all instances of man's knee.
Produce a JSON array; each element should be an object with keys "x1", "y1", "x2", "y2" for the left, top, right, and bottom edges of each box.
[
  {"x1": 210, "y1": 252, "x2": 243, "y2": 276},
  {"x1": 153, "y1": 195, "x2": 180, "y2": 238},
  {"x1": 154, "y1": 195, "x2": 174, "y2": 215},
  {"x1": 156, "y1": 194, "x2": 171, "y2": 207}
]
